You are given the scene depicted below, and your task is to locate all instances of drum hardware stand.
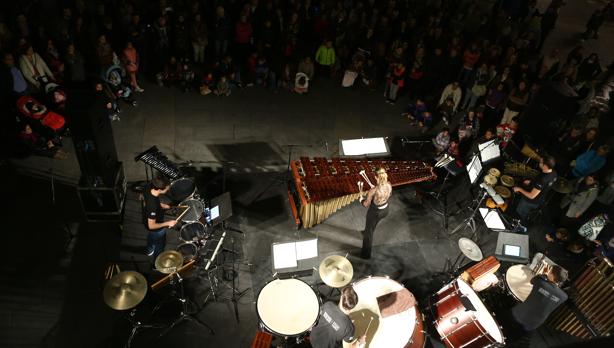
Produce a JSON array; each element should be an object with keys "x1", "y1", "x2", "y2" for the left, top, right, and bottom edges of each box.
[
  {"x1": 449, "y1": 189, "x2": 488, "y2": 240},
  {"x1": 123, "y1": 308, "x2": 165, "y2": 348},
  {"x1": 158, "y1": 269, "x2": 215, "y2": 338},
  {"x1": 428, "y1": 169, "x2": 454, "y2": 236}
]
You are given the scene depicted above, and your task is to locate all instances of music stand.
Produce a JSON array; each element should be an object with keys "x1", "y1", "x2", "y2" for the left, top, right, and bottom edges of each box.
[{"x1": 478, "y1": 139, "x2": 501, "y2": 164}]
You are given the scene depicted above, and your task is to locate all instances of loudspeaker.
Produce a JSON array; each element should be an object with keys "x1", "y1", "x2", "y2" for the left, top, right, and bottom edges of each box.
[
  {"x1": 66, "y1": 88, "x2": 119, "y2": 187},
  {"x1": 495, "y1": 231, "x2": 530, "y2": 263}
]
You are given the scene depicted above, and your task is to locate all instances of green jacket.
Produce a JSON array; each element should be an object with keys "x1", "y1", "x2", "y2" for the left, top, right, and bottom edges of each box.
[{"x1": 315, "y1": 45, "x2": 336, "y2": 66}]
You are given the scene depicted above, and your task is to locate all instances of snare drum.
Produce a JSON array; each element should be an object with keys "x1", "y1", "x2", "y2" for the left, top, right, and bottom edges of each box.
[
  {"x1": 345, "y1": 276, "x2": 425, "y2": 348},
  {"x1": 505, "y1": 264, "x2": 534, "y2": 302},
  {"x1": 179, "y1": 198, "x2": 204, "y2": 223},
  {"x1": 176, "y1": 242, "x2": 199, "y2": 262},
  {"x1": 256, "y1": 278, "x2": 320, "y2": 337},
  {"x1": 430, "y1": 278, "x2": 505, "y2": 348},
  {"x1": 180, "y1": 221, "x2": 208, "y2": 242},
  {"x1": 169, "y1": 178, "x2": 196, "y2": 202}
]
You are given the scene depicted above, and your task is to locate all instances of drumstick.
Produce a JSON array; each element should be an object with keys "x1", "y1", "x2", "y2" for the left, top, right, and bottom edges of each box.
[
  {"x1": 175, "y1": 205, "x2": 192, "y2": 221},
  {"x1": 364, "y1": 317, "x2": 374, "y2": 336}
]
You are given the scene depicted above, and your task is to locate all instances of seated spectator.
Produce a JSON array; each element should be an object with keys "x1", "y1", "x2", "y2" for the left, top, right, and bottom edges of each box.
[
  {"x1": 403, "y1": 99, "x2": 431, "y2": 129},
  {"x1": 95, "y1": 82, "x2": 121, "y2": 121},
  {"x1": 578, "y1": 127, "x2": 599, "y2": 153},
  {"x1": 19, "y1": 44, "x2": 55, "y2": 91},
  {"x1": 178, "y1": 58, "x2": 195, "y2": 92},
  {"x1": 294, "y1": 73, "x2": 309, "y2": 94},
  {"x1": 384, "y1": 62, "x2": 405, "y2": 105},
  {"x1": 437, "y1": 98, "x2": 456, "y2": 127},
  {"x1": 572, "y1": 145, "x2": 610, "y2": 178},
  {"x1": 18, "y1": 123, "x2": 67, "y2": 159},
  {"x1": 43, "y1": 39, "x2": 64, "y2": 82},
  {"x1": 2, "y1": 52, "x2": 28, "y2": 96},
  {"x1": 484, "y1": 83, "x2": 506, "y2": 129},
  {"x1": 500, "y1": 81, "x2": 529, "y2": 125},
  {"x1": 214, "y1": 76, "x2": 231, "y2": 96},
  {"x1": 438, "y1": 82, "x2": 462, "y2": 112},
  {"x1": 447, "y1": 138, "x2": 460, "y2": 158},
  {"x1": 433, "y1": 128, "x2": 451, "y2": 154},
  {"x1": 157, "y1": 56, "x2": 179, "y2": 87},
  {"x1": 254, "y1": 57, "x2": 269, "y2": 86},
  {"x1": 496, "y1": 116, "x2": 519, "y2": 149},
  {"x1": 200, "y1": 72, "x2": 215, "y2": 95},
  {"x1": 458, "y1": 109, "x2": 480, "y2": 140}
]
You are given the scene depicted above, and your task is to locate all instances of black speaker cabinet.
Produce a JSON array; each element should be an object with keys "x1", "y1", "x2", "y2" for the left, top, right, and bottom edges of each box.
[
  {"x1": 77, "y1": 162, "x2": 127, "y2": 222},
  {"x1": 66, "y1": 88, "x2": 119, "y2": 187}
]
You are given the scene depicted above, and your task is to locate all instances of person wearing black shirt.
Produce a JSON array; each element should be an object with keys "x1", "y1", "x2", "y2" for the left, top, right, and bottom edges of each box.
[
  {"x1": 512, "y1": 265, "x2": 568, "y2": 331},
  {"x1": 513, "y1": 156, "x2": 557, "y2": 228},
  {"x1": 310, "y1": 286, "x2": 365, "y2": 348},
  {"x1": 143, "y1": 176, "x2": 177, "y2": 261}
]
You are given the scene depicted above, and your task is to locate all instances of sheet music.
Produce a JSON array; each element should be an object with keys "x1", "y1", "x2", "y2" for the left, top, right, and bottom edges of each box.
[
  {"x1": 295, "y1": 239, "x2": 318, "y2": 260},
  {"x1": 272, "y1": 243, "x2": 298, "y2": 269}
]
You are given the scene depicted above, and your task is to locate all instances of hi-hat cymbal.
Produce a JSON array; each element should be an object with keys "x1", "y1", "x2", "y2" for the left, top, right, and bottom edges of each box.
[
  {"x1": 103, "y1": 271, "x2": 148, "y2": 310},
  {"x1": 458, "y1": 238, "x2": 483, "y2": 262},
  {"x1": 552, "y1": 177, "x2": 573, "y2": 194},
  {"x1": 155, "y1": 250, "x2": 184, "y2": 274},
  {"x1": 319, "y1": 255, "x2": 354, "y2": 288}
]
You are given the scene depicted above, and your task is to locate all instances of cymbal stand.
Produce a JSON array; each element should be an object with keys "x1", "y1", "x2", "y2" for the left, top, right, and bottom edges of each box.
[
  {"x1": 124, "y1": 308, "x2": 165, "y2": 348},
  {"x1": 449, "y1": 189, "x2": 488, "y2": 240},
  {"x1": 158, "y1": 270, "x2": 215, "y2": 338}
]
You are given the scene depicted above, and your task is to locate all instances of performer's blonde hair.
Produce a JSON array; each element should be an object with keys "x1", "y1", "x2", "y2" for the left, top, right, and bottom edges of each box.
[{"x1": 376, "y1": 168, "x2": 388, "y2": 184}]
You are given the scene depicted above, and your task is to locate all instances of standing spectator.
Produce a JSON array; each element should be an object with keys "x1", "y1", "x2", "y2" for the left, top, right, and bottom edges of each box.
[
  {"x1": 438, "y1": 82, "x2": 462, "y2": 112},
  {"x1": 539, "y1": 5, "x2": 560, "y2": 50},
  {"x1": 384, "y1": 62, "x2": 405, "y2": 105},
  {"x1": 560, "y1": 175, "x2": 600, "y2": 225},
  {"x1": 461, "y1": 63, "x2": 489, "y2": 110},
  {"x1": 122, "y1": 41, "x2": 143, "y2": 92},
  {"x1": 234, "y1": 14, "x2": 253, "y2": 64},
  {"x1": 19, "y1": 44, "x2": 55, "y2": 91},
  {"x1": 191, "y1": 13, "x2": 207, "y2": 64},
  {"x1": 153, "y1": 16, "x2": 171, "y2": 75},
  {"x1": 315, "y1": 40, "x2": 336, "y2": 77},
  {"x1": 173, "y1": 14, "x2": 190, "y2": 60},
  {"x1": 96, "y1": 35, "x2": 115, "y2": 69},
  {"x1": 2, "y1": 53, "x2": 28, "y2": 97},
  {"x1": 298, "y1": 56, "x2": 315, "y2": 80},
  {"x1": 575, "y1": 54, "x2": 602, "y2": 86},
  {"x1": 500, "y1": 81, "x2": 529, "y2": 125},
  {"x1": 433, "y1": 128, "x2": 451, "y2": 154},
  {"x1": 64, "y1": 44, "x2": 86, "y2": 84},
  {"x1": 583, "y1": 9, "x2": 605, "y2": 39},
  {"x1": 496, "y1": 117, "x2": 520, "y2": 149},
  {"x1": 213, "y1": 6, "x2": 231, "y2": 58},
  {"x1": 459, "y1": 43, "x2": 481, "y2": 86},
  {"x1": 572, "y1": 145, "x2": 610, "y2": 178},
  {"x1": 43, "y1": 39, "x2": 64, "y2": 82}
]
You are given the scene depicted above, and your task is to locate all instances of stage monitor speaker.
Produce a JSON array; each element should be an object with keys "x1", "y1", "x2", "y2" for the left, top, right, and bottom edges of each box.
[
  {"x1": 65, "y1": 88, "x2": 119, "y2": 187},
  {"x1": 495, "y1": 231, "x2": 530, "y2": 264}
]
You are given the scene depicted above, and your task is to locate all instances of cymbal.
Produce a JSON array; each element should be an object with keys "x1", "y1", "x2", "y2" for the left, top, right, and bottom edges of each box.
[
  {"x1": 319, "y1": 255, "x2": 354, "y2": 288},
  {"x1": 458, "y1": 238, "x2": 483, "y2": 262},
  {"x1": 500, "y1": 175, "x2": 515, "y2": 187},
  {"x1": 155, "y1": 250, "x2": 184, "y2": 274},
  {"x1": 488, "y1": 168, "x2": 501, "y2": 178},
  {"x1": 483, "y1": 174, "x2": 497, "y2": 186},
  {"x1": 552, "y1": 177, "x2": 573, "y2": 194},
  {"x1": 103, "y1": 271, "x2": 148, "y2": 310},
  {"x1": 495, "y1": 185, "x2": 512, "y2": 199}
]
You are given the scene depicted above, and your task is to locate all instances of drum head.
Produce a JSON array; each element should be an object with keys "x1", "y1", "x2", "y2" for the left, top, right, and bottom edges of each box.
[
  {"x1": 488, "y1": 168, "x2": 501, "y2": 177},
  {"x1": 505, "y1": 265, "x2": 534, "y2": 302},
  {"x1": 483, "y1": 174, "x2": 497, "y2": 186},
  {"x1": 176, "y1": 243, "x2": 198, "y2": 262},
  {"x1": 471, "y1": 273, "x2": 500, "y2": 292},
  {"x1": 180, "y1": 199, "x2": 204, "y2": 223},
  {"x1": 256, "y1": 279, "x2": 320, "y2": 337},
  {"x1": 180, "y1": 222, "x2": 205, "y2": 242},
  {"x1": 495, "y1": 186, "x2": 511, "y2": 199},
  {"x1": 169, "y1": 178, "x2": 196, "y2": 202},
  {"x1": 350, "y1": 277, "x2": 420, "y2": 348},
  {"x1": 456, "y1": 279, "x2": 504, "y2": 344}
]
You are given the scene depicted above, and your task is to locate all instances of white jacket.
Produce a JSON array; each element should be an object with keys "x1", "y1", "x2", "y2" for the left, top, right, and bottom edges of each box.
[{"x1": 19, "y1": 52, "x2": 53, "y2": 88}]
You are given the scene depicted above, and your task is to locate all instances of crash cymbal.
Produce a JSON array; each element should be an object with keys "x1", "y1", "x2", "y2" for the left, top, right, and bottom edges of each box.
[
  {"x1": 483, "y1": 174, "x2": 498, "y2": 186},
  {"x1": 500, "y1": 175, "x2": 515, "y2": 187},
  {"x1": 458, "y1": 238, "x2": 483, "y2": 262},
  {"x1": 155, "y1": 250, "x2": 184, "y2": 274},
  {"x1": 495, "y1": 186, "x2": 512, "y2": 199},
  {"x1": 552, "y1": 177, "x2": 573, "y2": 194},
  {"x1": 319, "y1": 255, "x2": 354, "y2": 288},
  {"x1": 488, "y1": 168, "x2": 501, "y2": 178},
  {"x1": 103, "y1": 271, "x2": 148, "y2": 310}
]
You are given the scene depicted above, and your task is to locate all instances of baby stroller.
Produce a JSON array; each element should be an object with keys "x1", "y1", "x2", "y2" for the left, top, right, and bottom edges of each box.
[
  {"x1": 36, "y1": 75, "x2": 67, "y2": 111},
  {"x1": 17, "y1": 95, "x2": 66, "y2": 136},
  {"x1": 102, "y1": 64, "x2": 137, "y2": 107}
]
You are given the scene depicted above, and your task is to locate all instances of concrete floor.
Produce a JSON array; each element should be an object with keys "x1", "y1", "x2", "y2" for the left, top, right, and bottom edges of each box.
[{"x1": 3, "y1": 1, "x2": 614, "y2": 347}]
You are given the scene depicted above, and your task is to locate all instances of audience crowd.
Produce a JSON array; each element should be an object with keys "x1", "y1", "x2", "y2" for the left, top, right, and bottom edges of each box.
[{"x1": 1, "y1": 0, "x2": 613, "y2": 253}]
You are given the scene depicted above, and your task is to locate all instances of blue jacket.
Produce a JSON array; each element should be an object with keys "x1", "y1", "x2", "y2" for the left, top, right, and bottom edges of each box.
[{"x1": 573, "y1": 150, "x2": 606, "y2": 177}]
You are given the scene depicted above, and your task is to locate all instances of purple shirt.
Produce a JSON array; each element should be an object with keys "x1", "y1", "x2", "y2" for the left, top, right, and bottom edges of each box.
[{"x1": 10, "y1": 67, "x2": 28, "y2": 93}]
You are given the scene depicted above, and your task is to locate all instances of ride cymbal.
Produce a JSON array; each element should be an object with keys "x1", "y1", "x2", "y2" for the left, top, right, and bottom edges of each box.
[
  {"x1": 458, "y1": 238, "x2": 483, "y2": 262},
  {"x1": 319, "y1": 255, "x2": 354, "y2": 288},
  {"x1": 103, "y1": 271, "x2": 148, "y2": 310},
  {"x1": 552, "y1": 177, "x2": 573, "y2": 194},
  {"x1": 155, "y1": 250, "x2": 184, "y2": 274}
]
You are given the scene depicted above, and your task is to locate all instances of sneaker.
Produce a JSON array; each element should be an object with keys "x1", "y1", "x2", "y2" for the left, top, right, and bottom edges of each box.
[
  {"x1": 145, "y1": 247, "x2": 154, "y2": 256},
  {"x1": 514, "y1": 225, "x2": 528, "y2": 234},
  {"x1": 135, "y1": 86, "x2": 145, "y2": 93}
]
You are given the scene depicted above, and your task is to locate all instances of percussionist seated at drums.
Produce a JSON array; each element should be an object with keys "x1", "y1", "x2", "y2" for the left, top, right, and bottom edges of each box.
[
  {"x1": 309, "y1": 286, "x2": 366, "y2": 348},
  {"x1": 144, "y1": 176, "x2": 178, "y2": 261},
  {"x1": 510, "y1": 265, "x2": 567, "y2": 332},
  {"x1": 512, "y1": 156, "x2": 557, "y2": 230}
]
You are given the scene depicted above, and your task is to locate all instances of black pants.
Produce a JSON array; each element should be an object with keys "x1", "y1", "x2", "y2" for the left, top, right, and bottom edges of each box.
[{"x1": 362, "y1": 204, "x2": 389, "y2": 259}]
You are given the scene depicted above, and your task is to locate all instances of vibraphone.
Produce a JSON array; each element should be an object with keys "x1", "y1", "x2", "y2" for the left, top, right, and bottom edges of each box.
[
  {"x1": 290, "y1": 157, "x2": 436, "y2": 228},
  {"x1": 548, "y1": 256, "x2": 614, "y2": 338}
]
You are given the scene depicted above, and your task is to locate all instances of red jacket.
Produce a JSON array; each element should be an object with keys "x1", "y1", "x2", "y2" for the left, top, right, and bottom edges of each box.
[{"x1": 235, "y1": 22, "x2": 253, "y2": 44}]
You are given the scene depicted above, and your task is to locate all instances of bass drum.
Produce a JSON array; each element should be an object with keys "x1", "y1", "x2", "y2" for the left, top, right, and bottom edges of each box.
[
  {"x1": 430, "y1": 278, "x2": 505, "y2": 348},
  {"x1": 345, "y1": 276, "x2": 425, "y2": 348}
]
